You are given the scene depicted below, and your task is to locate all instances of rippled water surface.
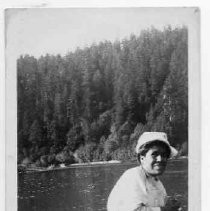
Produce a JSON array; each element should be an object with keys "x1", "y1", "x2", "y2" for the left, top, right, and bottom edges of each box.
[{"x1": 18, "y1": 159, "x2": 188, "y2": 211}]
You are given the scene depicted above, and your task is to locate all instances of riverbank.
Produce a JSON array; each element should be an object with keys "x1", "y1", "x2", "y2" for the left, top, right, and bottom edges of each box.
[
  {"x1": 18, "y1": 160, "x2": 122, "y2": 173},
  {"x1": 18, "y1": 156, "x2": 188, "y2": 174}
]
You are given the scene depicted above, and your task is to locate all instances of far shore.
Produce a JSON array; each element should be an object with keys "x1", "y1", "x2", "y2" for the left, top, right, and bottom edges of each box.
[
  {"x1": 18, "y1": 156, "x2": 188, "y2": 174},
  {"x1": 18, "y1": 160, "x2": 122, "y2": 173}
]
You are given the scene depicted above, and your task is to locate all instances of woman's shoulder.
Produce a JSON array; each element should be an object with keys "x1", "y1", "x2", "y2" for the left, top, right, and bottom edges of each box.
[
  {"x1": 123, "y1": 166, "x2": 140, "y2": 174},
  {"x1": 120, "y1": 166, "x2": 144, "y2": 181},
  {"x1": 124, "y1": 165, "x2": 145, "y2": 175}
]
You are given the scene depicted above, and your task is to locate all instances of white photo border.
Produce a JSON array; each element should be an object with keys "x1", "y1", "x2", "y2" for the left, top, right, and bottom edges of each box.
[{"x1": 1, "y1": 2, "x2": 204, "y2": 211}]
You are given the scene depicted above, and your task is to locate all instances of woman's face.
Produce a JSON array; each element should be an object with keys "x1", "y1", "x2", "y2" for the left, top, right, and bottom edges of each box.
[{"x1": 140, "y1": 145, "x2": 169, "y2": 176}]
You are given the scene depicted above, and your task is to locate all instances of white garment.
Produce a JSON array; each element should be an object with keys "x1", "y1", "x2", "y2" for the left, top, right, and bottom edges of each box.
[{"x1": 107, "y1": 166, "x2": 167, "y2": 211}]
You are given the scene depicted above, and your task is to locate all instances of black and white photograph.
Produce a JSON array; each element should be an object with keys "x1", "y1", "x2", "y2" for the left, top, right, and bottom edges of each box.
[{"x1": 4, "y1": 6, "x2": 200, "y2": 211}]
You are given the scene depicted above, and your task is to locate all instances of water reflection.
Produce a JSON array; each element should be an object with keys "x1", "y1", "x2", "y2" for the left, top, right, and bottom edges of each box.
[{"x1": 18, "y1": 159, "x2": 187, "y2": 211}]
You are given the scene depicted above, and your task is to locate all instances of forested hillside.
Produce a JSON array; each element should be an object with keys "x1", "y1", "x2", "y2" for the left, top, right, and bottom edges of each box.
[{"x1": 17, "y1": 26, "x2": 188, "y2": 167}]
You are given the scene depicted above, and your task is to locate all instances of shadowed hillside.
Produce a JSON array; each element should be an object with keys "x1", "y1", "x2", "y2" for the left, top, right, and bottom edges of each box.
[{"x1": 17, "y1": 26, "x2": 188, "y2": 167}]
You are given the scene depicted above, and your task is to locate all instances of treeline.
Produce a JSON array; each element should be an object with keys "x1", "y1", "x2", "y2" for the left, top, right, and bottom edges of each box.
[{"x1": 17, "y1": 26, "x2": 188, "y2": 167}]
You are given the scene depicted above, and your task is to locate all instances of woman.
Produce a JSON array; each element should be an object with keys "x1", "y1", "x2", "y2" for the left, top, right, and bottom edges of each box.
[{"x1": 107, "y1": 132, "x2": 178, "y2": 211}]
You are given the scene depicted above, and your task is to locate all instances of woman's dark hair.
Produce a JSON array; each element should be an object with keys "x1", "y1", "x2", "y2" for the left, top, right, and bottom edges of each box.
[{"x1": 137, "y1": 140, "x2": 171, "y2": 163}]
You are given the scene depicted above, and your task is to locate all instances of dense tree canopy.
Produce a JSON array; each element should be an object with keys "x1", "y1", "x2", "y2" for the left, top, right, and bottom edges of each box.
[{"x1": 17, "y1": 26, "x2": 188, "y2": 166}]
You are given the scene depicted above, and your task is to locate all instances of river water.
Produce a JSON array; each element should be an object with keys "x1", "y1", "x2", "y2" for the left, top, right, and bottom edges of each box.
[{"x1": 18, "y1": 158, "x2": 188, "y2": 211}]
